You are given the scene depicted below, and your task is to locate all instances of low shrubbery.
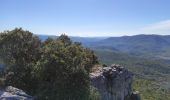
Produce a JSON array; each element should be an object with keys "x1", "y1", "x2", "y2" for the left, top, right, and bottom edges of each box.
[{"x1": 0, "y1": 28, "x2": 99, "y2": 100}]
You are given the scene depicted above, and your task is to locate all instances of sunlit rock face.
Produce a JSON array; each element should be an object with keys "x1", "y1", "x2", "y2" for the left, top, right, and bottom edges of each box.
[
  {"x1": 0, "y1": 86, "x2": 33, "y2": 100},
  {"x1": 90, "y1": 64, "x2": 136, "y2": 100}
]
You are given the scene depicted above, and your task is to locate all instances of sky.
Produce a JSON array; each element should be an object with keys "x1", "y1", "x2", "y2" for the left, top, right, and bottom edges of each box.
[{"x1": 1, "y1": 0, "x2": 170, "y2": 37}]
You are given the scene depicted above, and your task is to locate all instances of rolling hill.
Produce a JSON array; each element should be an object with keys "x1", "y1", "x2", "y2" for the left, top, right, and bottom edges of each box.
[
  {"x1": 38, "y1": 34, "x2": 170, "y2": 60},
  {"x1": 87, "y1": 35, "x2": 170, "y2": 59}
]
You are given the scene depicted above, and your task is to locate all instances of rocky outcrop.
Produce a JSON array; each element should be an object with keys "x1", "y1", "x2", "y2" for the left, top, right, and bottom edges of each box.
[
  {"x1": 0, "y1": 86, "x2": 33, "y2": 100},
  {"x1": 0, "y1": 64, "x2": 140, "y2": 100},
  {"x1": 90, "y1": 64, "x2": 140, "y2": 100}
]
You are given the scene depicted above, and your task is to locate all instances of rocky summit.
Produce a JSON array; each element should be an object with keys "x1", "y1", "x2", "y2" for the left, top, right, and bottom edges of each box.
[
  {"x1": 0, "y1": 86, "x2": 33, "y2": 100},
  {"x1": 90, "y1": 64, "x2": 140, "y2": 100}
]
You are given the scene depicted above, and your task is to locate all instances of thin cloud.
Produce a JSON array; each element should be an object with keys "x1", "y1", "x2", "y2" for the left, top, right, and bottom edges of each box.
[{"x1": 140, "y1": 20, "x2": 170, "y2": 34}]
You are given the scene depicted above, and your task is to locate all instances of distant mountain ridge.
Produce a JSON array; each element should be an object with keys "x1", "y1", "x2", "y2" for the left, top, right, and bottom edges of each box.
[
  {"x1": 87, "y1": 34, "x2": 170, "y2": 59},
  {"x1": 37, "y1": 34, "x2": 107, "y2": 44},
  {"x1": 37, "y1": 34, "x2": 170, "y2": 60}
]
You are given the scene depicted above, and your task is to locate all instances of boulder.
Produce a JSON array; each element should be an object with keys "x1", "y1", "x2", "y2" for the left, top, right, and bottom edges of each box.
[
  {"x1": 0, "y1": 86, "x2": 33, "y2": 100},
  {"x1": 90, "y1": 64, "x2": 137, "y2": 100}
]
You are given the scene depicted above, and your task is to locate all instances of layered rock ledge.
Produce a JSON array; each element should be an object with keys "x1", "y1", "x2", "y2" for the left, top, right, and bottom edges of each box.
[{"x1": 90, "y1": 64, "x2": 140, "y2": 100}]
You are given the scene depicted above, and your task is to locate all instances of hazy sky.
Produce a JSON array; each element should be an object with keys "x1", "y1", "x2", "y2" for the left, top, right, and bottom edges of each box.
[{"x1": 1, "y1": 0, "x2": 170, "y2": 37}]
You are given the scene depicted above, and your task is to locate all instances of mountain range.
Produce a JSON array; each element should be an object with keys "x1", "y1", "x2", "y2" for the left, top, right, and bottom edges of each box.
[
  {"x1": 87, "y1": 34, "x2": 170, "y2": 60},
  {"x1": 38, "y1": 34, "x2": 170, "y2": 60},
  {"x1": 1, "y1": 34, "x2": 170, "y2": 99}
]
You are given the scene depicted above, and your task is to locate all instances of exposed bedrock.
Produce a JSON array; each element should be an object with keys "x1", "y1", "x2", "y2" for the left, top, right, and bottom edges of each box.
[{"x1": 90, "y1": 64, "x2": 140, "y2": 100}]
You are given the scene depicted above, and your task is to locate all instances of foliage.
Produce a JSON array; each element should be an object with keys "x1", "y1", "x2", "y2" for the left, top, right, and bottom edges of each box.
[
  {"x1": 0, "y1": 28, "x2": 99, "y2": 100},
  {"x1": 0, "y1": 28, "x2": 41, "y2": 93},
  {"x1": 94, "y1": 49, "x2": 170, "y2": 100},
  {"x1": 57, "y1": 34, "x2": 72, "y2": 46},
  {"x1": 133, "y1": 79, "x2": 170, "y2": 100},
  {"x1": 36, "y1": 36, "x2": 98, "y2": 99}
]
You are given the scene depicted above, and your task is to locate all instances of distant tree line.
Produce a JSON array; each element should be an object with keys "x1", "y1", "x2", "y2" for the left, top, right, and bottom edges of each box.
[{"x1": 0, "y1": 28, "x2": 100, "y2": 100}]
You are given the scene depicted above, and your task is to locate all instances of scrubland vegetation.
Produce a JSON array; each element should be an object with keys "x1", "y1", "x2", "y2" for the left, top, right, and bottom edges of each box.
[
  {"x1": 0, "y1": 28, "x2": 99, "y2": 100},
  {"x1": 0, "y1": 28, "x2": 170, "y2": 100}
]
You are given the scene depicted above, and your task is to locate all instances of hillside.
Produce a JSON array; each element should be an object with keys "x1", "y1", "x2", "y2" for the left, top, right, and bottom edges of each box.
[
  {"x1": 37, "y1": 34, "x2": 170, "y2": 80},
  {"x1": 38, "y1": 34, "x2": 170, "y2": 60},
  {"x1": 87, "y1": 35, "x2": 170, "y2": 59},
  {"x1": 75, "y1": 35, "x2": 170, "y2": 99},
  {"x1": 94, "y1": 49, "x2": 170, "y2": 100},
  {"x1": 37, "y1": 34, "x2": 170, "y2": 99}
]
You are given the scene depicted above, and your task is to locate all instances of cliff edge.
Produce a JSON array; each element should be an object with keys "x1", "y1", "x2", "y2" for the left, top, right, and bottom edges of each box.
[{"x1": 90, "y1": 64, "x2": 140, "y2": 100}]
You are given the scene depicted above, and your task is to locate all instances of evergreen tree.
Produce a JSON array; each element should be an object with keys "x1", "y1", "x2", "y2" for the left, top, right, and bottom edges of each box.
[{"x1": 0, "y1": 28, "x2": 41, "y2": 94}]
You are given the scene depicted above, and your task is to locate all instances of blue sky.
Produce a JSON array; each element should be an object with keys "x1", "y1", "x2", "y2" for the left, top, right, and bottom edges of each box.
[{"x1": 1, "y1": 0, "x2": 170, "y2": 37}]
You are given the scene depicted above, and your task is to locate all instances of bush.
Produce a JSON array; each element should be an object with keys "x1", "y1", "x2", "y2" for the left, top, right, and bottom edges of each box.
[
  {"x1": 0, "y1": 29, "x2": 99, "y2": 100},
  {"x1": 0, "y1": 28, "x2": 41, "y2": 94},
  {"x1": 35, "y1": 35, "x2": 98, "y2": 99}
]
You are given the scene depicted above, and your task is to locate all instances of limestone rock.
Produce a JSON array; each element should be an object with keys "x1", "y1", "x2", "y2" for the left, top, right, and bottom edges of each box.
[
  {"x1": 0, "y1": 86, "x2": 33, "y2": 100},
  {"x1": 90, "y1": 64, "x2": 134, "y2": 100}
]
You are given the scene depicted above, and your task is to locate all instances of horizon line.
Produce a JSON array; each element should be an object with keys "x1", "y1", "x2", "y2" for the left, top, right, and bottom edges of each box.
[{"x1": 35, "y1": 33, "x2": 170, "y2": 38}]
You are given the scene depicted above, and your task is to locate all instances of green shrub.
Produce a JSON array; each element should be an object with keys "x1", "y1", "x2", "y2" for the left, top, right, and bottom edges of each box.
[{"x1": 0, "y1": 29, "x2": 99, "y2": 100}]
